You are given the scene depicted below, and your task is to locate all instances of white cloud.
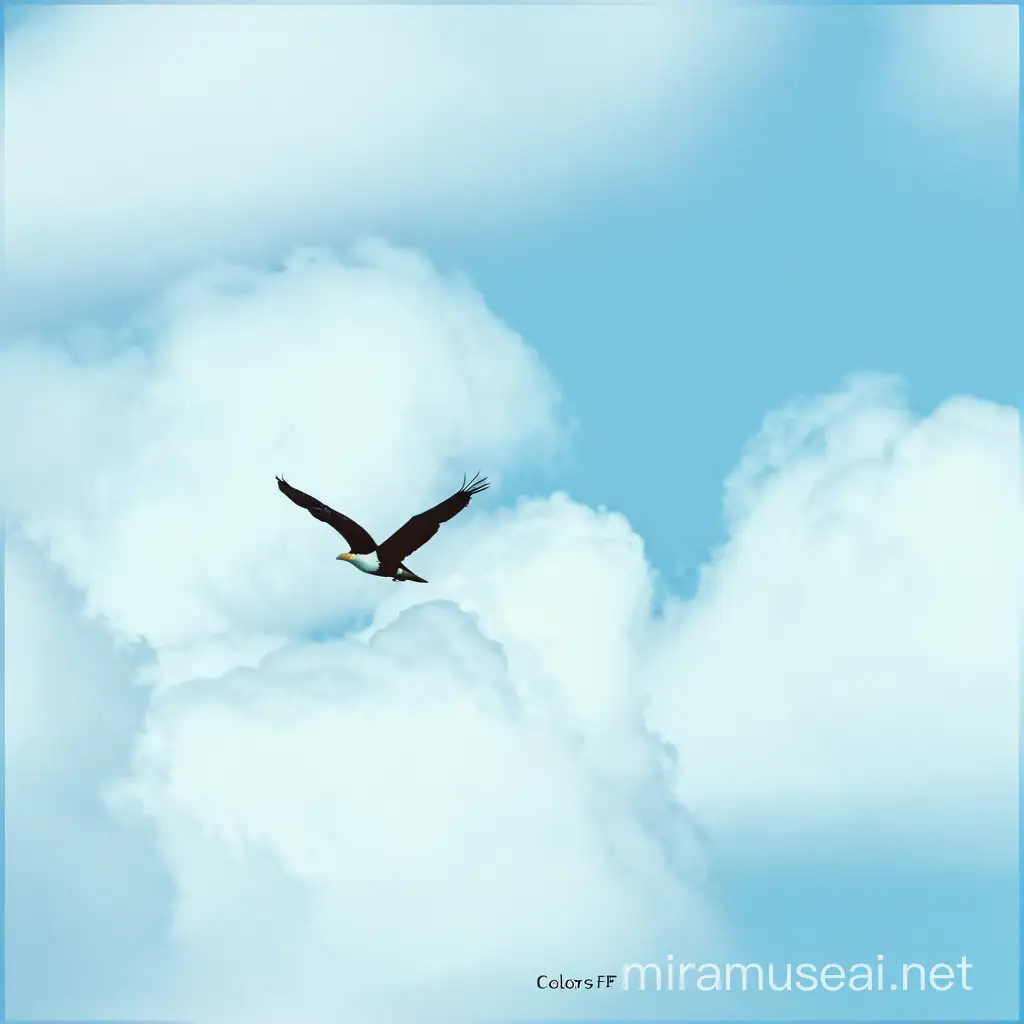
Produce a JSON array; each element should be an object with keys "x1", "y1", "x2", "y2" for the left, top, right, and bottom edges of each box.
[
  {"x1": 0, "y1": 241, "x2": 562, "y2": 654},
  {"x1": 4, "y1": 2, "x2": 776, "y2": 327},
  {"x1": 2, "y1": 247, "x2": 1017, "y2": 1017},
  {"x1": 119, "y1": 597, "x2": 719, "y2": 1023},
  {"x1": 1, "y1": 244, "x2": 720, "y2": 1021},
  {"x1": 3, "y1": 536, "x2": 177, "y2": 1019},
  {"x1": 647, "y1": 377, "x2": 1020, "y2": 867},
  {"x1": 878, "y1": 4, "x2": 1019, "y2": 150}
]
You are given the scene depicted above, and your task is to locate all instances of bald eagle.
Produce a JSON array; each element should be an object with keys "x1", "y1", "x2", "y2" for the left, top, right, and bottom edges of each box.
[{"x1": 276, "y1": 472, "x2": 489, "y2": 583}]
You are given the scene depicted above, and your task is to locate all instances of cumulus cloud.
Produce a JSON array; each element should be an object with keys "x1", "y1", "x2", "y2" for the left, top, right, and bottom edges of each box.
[
  {"x1": 647, "y1": 377, "x2": 1020, "y2": 867},
  {"x1": 6, "y1": 262, "x2": 1015, "y2": 1015},
  {"x1": 4, "y1": 1, "x2": 777, "y2": 327},
  {"x1": 120, "y1": 597, "x2": 718, "y2": 1023},
  {"x1": 1, "y1": 244, "x2": 720, "y2": 1021},
  {"x1": 6, "y1": 501, "x2": 722, "y2": 1021},
  {"x1": 4, "y1": 536, "x2": 176, "y2": 1019},
  {"x1": 0, "y1": 241, "x2": 561, "y2": 656},
  {"x1": 2, "y1": 249, "x2": 1018, "y2": 1018}
]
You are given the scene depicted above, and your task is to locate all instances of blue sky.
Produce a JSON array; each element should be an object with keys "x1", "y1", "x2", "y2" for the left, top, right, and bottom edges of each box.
[
  {"x1": 416, "y1": 3, "x2": 1019, "y2": 592},
  {"x1": 1, "y1": 3, "x2": 1019, "y2": 1023}
]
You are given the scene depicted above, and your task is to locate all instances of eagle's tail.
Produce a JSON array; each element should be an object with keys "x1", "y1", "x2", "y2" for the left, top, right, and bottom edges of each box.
[{"x1": 398, "y1": 565, "x2": 428, "y2": 583}]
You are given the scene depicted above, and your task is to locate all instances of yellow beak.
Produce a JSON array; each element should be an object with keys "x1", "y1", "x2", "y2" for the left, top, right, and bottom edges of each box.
[{"x1": 337, "y1": 553, "x2": 352, "y2": 561}]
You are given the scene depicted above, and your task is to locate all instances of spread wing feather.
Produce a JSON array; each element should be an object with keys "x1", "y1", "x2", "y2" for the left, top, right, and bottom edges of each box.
[
  {"x1": 276, "y1": 476, "x2": 377, "y2": 554},
  {"x1": 376, "y1": 472, "x2": 489, "y2": 569}
]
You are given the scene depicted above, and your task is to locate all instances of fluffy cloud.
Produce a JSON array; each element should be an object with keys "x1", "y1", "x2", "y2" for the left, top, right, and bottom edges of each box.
[
  {"x1": 120, "y1": 595, "x2": 718, "y2": 1023},
  {"x1": 0, "y1": 241, "x2": 561, "y2": 655},
  {"x1": 2, "y1": 250, "x2": 1018, "y2": 1019},
  {"x1": 647, "y1": 377, "x2": 1020, "y2": 866},
  {"x1": 3, "y1": 537, "x2": 176, "y2": 1020},
  {"x1": 6, "y1": 508, "x2": 722, "y2": 1021},
  {"x1": 1, "y1": 245, "x2": 719, "y2": 1021},
  {"x1": 4, "y1": 1, "x2": 775, "y2": 327}
]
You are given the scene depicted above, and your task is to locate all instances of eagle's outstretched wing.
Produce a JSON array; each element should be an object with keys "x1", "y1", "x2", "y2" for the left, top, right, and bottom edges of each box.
[
  {"x1": 276, "y1": 476, "x2": 377, "y2": 554},
  {"x1": 376, "y1": 472, "x2": 489, "y2": 570}
]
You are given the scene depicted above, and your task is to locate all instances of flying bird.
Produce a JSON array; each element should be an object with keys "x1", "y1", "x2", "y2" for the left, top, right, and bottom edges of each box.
[{"x1": 276, "y1": 472, "x2": 490, "y2": 583}]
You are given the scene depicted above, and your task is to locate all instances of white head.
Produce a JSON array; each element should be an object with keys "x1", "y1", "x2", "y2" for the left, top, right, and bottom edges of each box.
[{"x1": 336, "y1": 552, "x2": 380, "y2": 574}]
